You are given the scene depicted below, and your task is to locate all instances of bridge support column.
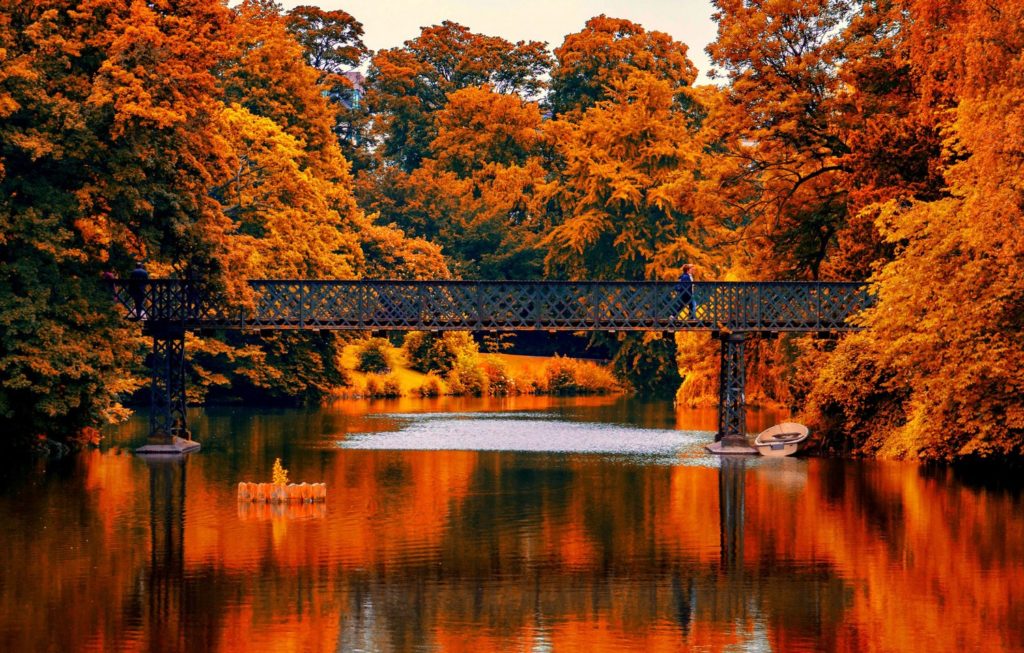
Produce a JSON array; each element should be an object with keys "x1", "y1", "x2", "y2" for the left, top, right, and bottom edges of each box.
[
  {"x1": 137, "y1": 325, "x2": 199, "y2": 455},
  {"x1": 708, "y1": 332, "x2": 757, "y2": 454}
]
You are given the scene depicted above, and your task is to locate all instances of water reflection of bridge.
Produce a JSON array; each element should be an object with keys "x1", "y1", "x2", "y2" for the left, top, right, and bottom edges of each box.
[
  {"x1": 146, "y1": 455, "x2": 836, "y2": 649},
  {"x1": 114, "y1": 280, "x2": 870, "y2": 449}
]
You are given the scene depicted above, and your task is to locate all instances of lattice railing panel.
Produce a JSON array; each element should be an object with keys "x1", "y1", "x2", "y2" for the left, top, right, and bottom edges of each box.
[
  {"x1": 112, "y1": 280, "x2": 871, "y2": 332},
  {"x1": 252, "y1": 282, "x2": 302, "y2": 327},
  {"x1": 818, "y1": 283, "x2": 872, "y2": 326},
  {"x1": 420, "y1": 284, "x2": 479, "y2": 328},
  {"x1": 478, "y1": 283, "x2": 529, "y2": 328},
  {"x1": 304, "y1": 282, "x2": 359, "y2": 327},
  {"x1": 759, "y1": 284, "x2": 814, "y2": 329}
]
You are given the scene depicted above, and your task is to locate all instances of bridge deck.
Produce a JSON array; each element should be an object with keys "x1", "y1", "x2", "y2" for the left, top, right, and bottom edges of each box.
[{"x1": 113, "y1": 280, "x2": 870, "y2": 333}]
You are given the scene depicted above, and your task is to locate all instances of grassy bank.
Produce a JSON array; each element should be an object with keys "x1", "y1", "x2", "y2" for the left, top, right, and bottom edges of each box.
[{"x1": 336, "y1": 335, "x2": 622, "y2": 399}]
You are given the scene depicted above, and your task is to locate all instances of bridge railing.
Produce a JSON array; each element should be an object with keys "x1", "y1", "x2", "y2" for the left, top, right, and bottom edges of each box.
[{"x1": 112, "y1": 280, "x2": 871, "y2": 332}]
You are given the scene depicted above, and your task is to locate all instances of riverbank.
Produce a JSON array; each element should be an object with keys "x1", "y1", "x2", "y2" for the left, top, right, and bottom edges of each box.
[{"x1": 336, "y1": 342, "x2": 623, "y2": 399}]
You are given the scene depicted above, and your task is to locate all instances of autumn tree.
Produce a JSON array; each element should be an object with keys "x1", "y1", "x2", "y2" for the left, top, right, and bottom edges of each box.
[
  {"x1": 543, "y1": 73, "x2": 704, "y2": 280},
  {"x1": 698, "y1": 0, "x2": 947, "y2": 415},
  {"x1": 221, "y1": 0, "x2": 346, "y2": 174},
  {"x1": 0, "y1": 0, "x2": 235, "y2": 446},
  {"x1": 355, "y1": 21, "x2": 552, "y2": 282},
  {"x1": 542, "y1": 16, "x2": 707, "y2": 395},
  {"x1": 364, "y1": 21, "x2": 550, "y2": 173},
  {"x1": 706, "y1": 0, "x2": 857, "y2": 278},
  {"x1": 393, "y1": 85, "x2": 550, "y2": 278},
  {"x1": 285, "y1": 4, "x2": 372, "y2": 170},
  {"x1": 549, "y1": 15, "x2": 698, "y2": 117},
  {"x1": 190, "y1": 0, "x2": 448, "y2": 403},
  {"x1": 0, "y1": 0, "x2": 459, "y2": 445},
  {"x1": 802, "y1": 0, "x2": 1024, "y2": 462},
  {"x1": 213, "y1": 103, "x2": 362, "y2": 283},
  {"x1": 285, "y1": 4, "x2": 366, "y2": 77},
  {"x1": 827, "y1": 0, "x2": 946, "y2": 277}
]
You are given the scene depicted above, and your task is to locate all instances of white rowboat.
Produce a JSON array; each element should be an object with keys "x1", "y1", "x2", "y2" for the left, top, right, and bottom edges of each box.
[{"x1": 754, "y1": 422, "x2": 809, "y2": 457}]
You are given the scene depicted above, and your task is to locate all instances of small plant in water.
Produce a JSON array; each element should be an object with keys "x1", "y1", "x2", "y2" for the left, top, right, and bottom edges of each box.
[{"x1": 272, "y1": 458, "x2": 289, "y2": 486}]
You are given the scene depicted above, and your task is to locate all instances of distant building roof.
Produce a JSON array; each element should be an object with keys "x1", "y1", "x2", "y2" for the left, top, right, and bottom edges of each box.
[{"x1": 342, "y1": 71, "x2": 365, "y2": 93}]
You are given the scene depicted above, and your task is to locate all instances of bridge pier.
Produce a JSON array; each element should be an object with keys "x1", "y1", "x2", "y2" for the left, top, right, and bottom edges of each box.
[
  {"x1": 136, "y1": 325, "x2": 199, "y2": 455},
  {"x1": 708, "y1": 333, "x2": 757, "y2": 454}
]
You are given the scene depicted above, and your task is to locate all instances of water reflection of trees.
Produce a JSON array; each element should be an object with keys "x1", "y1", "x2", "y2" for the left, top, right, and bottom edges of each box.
[
  {"x1": 321, "y1": 453, "x2": 1023, "y2": 652},
  {"x1": 2, "y1": 434, "x2": 1023, "y2": 651}
]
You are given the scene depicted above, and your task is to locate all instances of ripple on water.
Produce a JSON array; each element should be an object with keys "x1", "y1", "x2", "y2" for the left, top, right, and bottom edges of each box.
[{"x1": 337, "y1": 415, "x2": 710, "y2": 458}]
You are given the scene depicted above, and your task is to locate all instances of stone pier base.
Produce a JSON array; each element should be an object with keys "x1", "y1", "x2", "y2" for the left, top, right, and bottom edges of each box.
[
  {"x1": 706, "y1": 435, "x2": 758, "y2": 455},
  {"x1": 136, "y1": 436, "x2": 201, "y2": 456}
]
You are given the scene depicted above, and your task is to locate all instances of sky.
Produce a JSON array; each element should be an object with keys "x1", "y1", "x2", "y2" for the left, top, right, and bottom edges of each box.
[{"x1": 281, "y1": 0, "x2": 721, "y2": 84}]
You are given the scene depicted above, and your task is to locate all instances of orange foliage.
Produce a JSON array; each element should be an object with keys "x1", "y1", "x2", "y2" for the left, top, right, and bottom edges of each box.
[
  {"x1": 542, "y1": 71, "x2": 705, "y2": 281},
  {"x1": 0, "y1": 0, "x2": 233, "y2": 438},
  {"x1": 2, "y1": 0, "x2": 1020, "y2": 459},
  {"x1": 706, "y1": 0, "x2": 854, "y2": 279},
  {"x1": 550, "y1": 15, "x2": 697, "y2": 116},
  {"x1": 801, "y1": 1, "x2": 1024, "y2": 460}
]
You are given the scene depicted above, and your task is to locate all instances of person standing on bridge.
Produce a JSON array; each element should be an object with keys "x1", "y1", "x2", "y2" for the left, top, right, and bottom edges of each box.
[
  {"x1": 128, "y1": 262, "x2": 149, "y2": 319},
  {"x1": 675, "y1": 264, "x2": 697, "y2": 320}
]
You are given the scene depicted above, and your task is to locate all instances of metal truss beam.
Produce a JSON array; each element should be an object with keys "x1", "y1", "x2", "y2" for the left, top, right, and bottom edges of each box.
[
  {"x1": 111, "y1": 279, "x2": 870, "y2": 446},
  {"x1": 112, "y1": 280, "x2": 871, "y2": 333},
  {"x1": 148, "y1": 328, "x2": 188, "y2": 441}
]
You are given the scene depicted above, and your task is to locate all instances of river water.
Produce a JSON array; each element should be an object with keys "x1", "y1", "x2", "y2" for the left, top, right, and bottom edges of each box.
[{"x1": 0, "y1": 395, "x2": 1021, "y2": 652}]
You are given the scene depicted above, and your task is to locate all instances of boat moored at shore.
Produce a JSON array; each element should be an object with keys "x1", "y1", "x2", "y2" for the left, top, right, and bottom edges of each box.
[{"x1": 754, "y1": 422, "x2": 809, "y2": 457}]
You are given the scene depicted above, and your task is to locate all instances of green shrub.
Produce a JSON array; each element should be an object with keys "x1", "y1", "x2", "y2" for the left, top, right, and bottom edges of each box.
[
  {"x1": 446, "y1": 352, "x2": 488, "y2": 396},
  {"x1": 541, "y1": 356, "x2": 620, "y2": 395},
  {"x1": 403, "y1": 331, "x2": 478, "y2": 373},
  {"x1": 543, "y1": 356, "x2": 579, "y2": 395},
  {"x1": 571, "y1": 360, "x2": 621, "y2": 394},
  {"x1": 481, "y1": 357, "x2": 517, "y2": 396},
  {"x1": 356, "y1": 337, "x2": 392, "y2": 373},
  {"x1": 363, "y1": 373, "x2": 401, "y2": 398},
  {"x1": 363, "y1": 375, "x2": 379, "y2": 397},
  {"x1": 416, "y1": 373, "x2": 444, "y2": 397},
  {"x1": 381, "y1": 375, "x2": 402, "y2": 398}
]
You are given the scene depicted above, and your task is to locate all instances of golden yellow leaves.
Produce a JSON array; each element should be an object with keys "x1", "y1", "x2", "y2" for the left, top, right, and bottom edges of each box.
[
  {"x1": 788, "y1": 0, "x2": 1024, "y2": 460},
  {"x1": 543, "y1": 71, "x2": 705, "y2": 280}
]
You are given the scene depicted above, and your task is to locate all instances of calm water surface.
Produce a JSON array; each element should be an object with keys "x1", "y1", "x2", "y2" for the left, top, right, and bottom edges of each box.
[{"x1": 1, "y1": 395, "x2": 1022, "y2": 652}]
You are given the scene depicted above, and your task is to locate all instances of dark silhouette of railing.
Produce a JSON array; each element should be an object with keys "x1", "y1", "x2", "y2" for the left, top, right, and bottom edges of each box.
[
  {"x1": 114, "y1": 279, "x2": 870, "y2": 451},
  {"x1": 112, "y1": 280, "x2": 870, "y2": 332}
]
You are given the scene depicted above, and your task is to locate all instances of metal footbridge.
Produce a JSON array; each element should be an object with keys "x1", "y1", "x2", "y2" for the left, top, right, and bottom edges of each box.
[{"x1": 113, "y1": 280, "x2": 871, "y2": 450}]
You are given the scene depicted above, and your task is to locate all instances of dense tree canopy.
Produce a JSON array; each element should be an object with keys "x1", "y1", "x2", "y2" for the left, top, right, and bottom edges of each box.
[
  {"x1": 0, "y1": 0, "x2": 443, "y2": 440},
  {"x1": 285, "y1": 4, "x2": 366, "y2": 77},
  {"x1": 542, "y1": 71, "x2": 704, "y2": 280},
  {"x1": 801, "y1": 0, "x2": 1024, "y2": 460},
  {"x1": 0, "y1": 0, "x2": 234, "y2": 445},
  {"x1": 365, "y1": 21, "x2": 549, "y2": 172},
  {"x1": 549, "y1": 15, "x2": 697, "y2": 116}
]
